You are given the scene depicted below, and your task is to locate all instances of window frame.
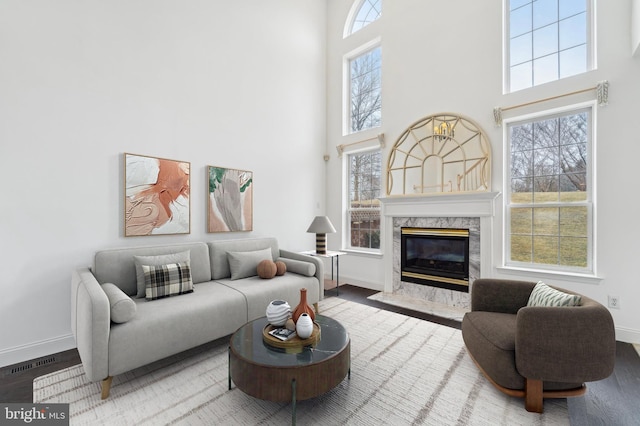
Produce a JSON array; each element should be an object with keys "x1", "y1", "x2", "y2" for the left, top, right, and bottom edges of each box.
[
  {"x1": 344, "y1": 147, "x2": 382, "y2": 254},
  {"x1": 344, "y1": 0, "x2": 382, "y2": 38},
  {"x1": 503, "y1": 101, "x2": 596, "y2": 276},
  {"x1": 343, "y1": 39, "x2": 382, "y2": 136},
  {"x1": 504, "y1": 0, "x2": 595, "y2": 93}
]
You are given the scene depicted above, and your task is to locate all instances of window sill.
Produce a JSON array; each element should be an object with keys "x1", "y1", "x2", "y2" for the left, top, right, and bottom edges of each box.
[
  {"x1": 496, "y1": 266, "x2": 603, "y2": 285},
  {"x1": 341, "y1": 248, "x2": 383, "y2": 258}
]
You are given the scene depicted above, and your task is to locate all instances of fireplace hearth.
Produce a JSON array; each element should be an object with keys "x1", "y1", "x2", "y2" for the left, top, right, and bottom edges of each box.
[{"x1": 401, "y1": 227, "x2": 470, "y2": 292}]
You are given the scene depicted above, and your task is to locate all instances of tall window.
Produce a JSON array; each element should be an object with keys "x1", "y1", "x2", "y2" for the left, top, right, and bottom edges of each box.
[
  {"x1": 349, "y1": 46, "x2": 381, "y2": 134},
  {"x1": 342, "y1": 1, "x2": 383, "y2": 253},
  {"x1": 348, "y1": 149, "x2": 381, "y2": 250},
  {"x1": 506, "y1": 106, "x2": 593, "y2": 272},
  {"x1": 508, "y1": 0, "x2": 592, "y2": 92},
  {"x1": 346, "y1": 0, "x2": 382, "y2": 36}
]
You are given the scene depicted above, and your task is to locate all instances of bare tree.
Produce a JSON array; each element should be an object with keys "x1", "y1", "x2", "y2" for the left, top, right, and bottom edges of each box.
[
  {"x1": 350, "y1": 152, "x2": 381, "y2": 207},
  {"x1": 510, "y1": 113, "x2": 587, "y2": 194},
  {"x1": 347, "y1": 47, "x2": 382, "y2": 248},
  {"x1": 350, "y1": 48, "x2": 381, "y2": 132}
]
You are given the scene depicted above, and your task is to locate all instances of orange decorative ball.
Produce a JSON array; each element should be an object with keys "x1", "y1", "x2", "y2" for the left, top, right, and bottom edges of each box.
[
  {"x1": 275, "y1": 261, "x2": 287, "y2": 276},
  {"x1": 257, "y1": 260, "x2": 277, "y2": 279}
]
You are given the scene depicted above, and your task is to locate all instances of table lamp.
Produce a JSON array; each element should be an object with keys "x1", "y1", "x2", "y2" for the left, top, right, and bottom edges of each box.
[{"x1": 306, "y1": 216, "x2": 336, "y2": 254}]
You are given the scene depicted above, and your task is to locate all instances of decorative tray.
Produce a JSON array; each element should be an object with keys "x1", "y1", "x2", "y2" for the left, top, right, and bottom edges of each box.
[{"x1": 262, "y1": 322, "x2": 321, "y2": 351}]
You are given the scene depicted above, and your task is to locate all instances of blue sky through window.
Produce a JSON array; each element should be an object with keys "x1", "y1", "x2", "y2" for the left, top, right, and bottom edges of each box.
[
  {"x1": 509, "y1": 0, "x2": 588, "y2": 92},
  {"x1": 350, "y1": 0, "x2": 381, "y2": 35}
]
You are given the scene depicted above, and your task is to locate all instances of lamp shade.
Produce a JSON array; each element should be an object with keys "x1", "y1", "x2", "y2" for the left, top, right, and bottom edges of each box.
[
  {"x1": 307, "y1": 216, "x2": 336, "y2": 254},
  {"x1": 306, "y1": 216, "x2": 336, "y2": 234}
]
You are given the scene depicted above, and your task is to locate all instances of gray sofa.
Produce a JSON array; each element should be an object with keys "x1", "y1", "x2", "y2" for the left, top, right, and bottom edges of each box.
[{"x1": 71, "y1": 237, "x2": 323, "y2": 399}]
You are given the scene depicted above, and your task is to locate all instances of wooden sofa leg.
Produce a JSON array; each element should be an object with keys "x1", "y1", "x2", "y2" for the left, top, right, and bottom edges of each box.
[
  {"x1": 313, "y1": 302, "x2": 319, "y2": 314},
  {"x1": 525, "y1": 378, "x2": 543, "y2": 413},
  {"x1": 101, "y1": 376, "x2": 113, "y2": 399}
]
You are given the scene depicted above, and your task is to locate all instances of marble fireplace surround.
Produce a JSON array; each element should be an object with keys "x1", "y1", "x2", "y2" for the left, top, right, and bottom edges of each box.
[{"x1": 378, "y1": 192, "x2": 500, "y2": 313}]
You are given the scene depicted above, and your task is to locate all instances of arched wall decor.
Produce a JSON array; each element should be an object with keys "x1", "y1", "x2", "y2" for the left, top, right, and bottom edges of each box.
[{"x1": 386, "y1": 113, "x2": 491, "y2": 196}]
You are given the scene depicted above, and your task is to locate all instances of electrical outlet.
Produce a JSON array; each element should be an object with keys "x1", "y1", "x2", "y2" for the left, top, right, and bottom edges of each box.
[{"x1": 608, "y1": 295, "x2": 620, "y2": 309}]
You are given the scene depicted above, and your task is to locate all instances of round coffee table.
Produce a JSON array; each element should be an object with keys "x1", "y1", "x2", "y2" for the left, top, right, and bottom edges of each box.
[{"x1": 229, "y1": 315, "x2": 350, "y2": 423}]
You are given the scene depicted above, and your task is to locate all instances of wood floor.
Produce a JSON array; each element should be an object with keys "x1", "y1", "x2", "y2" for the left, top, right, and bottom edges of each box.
[{"x1": 2, "y1": 284, "x2": 639, "y2": 426}]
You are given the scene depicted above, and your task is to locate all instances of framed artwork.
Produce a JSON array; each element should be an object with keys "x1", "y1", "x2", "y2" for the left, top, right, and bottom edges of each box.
[
  {"x1": 208, "y1": 166, "x2": 253, "y2": 232},
  {"x1": 124, "y1": 153, "x2": 190, "y2": 236}
]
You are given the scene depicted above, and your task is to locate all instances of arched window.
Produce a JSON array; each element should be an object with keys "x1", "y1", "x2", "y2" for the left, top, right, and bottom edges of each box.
[{"x1": 345, "y1": 0, "x2": 381, "y2": 37}]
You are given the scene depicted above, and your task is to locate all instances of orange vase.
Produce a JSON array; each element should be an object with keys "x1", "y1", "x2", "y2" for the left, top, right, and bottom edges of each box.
[{"x1": 292, "y1": 288, "x2": 315, "y2": 322}]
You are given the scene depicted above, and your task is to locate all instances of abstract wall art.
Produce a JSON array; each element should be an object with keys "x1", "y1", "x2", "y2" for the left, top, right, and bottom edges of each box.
[
  {"x1": 208, "y1": 166, "x2": 253, "y2": 233},
  {"x1": 124, "y1": 153, "x2": 190, "y2": 236}
]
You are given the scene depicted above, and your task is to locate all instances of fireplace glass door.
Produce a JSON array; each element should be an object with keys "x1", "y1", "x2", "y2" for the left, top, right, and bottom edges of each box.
[{"x1": 401, "y1": 228, "x2": 470, "y2": 292}]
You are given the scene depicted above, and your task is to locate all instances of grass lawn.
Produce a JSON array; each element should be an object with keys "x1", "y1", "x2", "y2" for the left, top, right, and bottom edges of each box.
[{"x1": 510, "y1": 192, "x2": 588, "y2": 267}]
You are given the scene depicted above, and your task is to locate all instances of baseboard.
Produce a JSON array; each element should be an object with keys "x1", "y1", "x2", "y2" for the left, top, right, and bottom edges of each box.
[
  {"x1": 0, "y1": 334, "x2": 76, "y2": 369},
  {"x1": 330, "y1": 274, "x2": 383, "y2": 292},
  {"x1": 615, "y1": 326, "x2": 640, "y2": 345}
]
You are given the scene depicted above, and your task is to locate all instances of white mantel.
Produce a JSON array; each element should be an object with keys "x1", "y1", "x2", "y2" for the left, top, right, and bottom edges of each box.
[
  {"x1": 379, "y1": 191, "x2": 500, "y2": 217},
  {"x1": 379, "y1": 192, "x2": 501, "y2": 296}
]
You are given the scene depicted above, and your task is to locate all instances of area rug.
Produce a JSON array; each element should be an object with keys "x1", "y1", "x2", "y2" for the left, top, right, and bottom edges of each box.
[{"x1": 34, "y1": 297, "x2": 568, "y2": 425}]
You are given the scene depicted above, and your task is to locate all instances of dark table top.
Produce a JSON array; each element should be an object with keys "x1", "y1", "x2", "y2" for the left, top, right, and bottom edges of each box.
[{"x1": 230, "y1": 315, "x2": 349, "y2": 367}]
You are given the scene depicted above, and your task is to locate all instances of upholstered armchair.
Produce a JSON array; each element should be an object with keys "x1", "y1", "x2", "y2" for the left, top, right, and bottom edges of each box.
[{"x1": 461, "y1": 278, "x2": 616, "y2": 413}]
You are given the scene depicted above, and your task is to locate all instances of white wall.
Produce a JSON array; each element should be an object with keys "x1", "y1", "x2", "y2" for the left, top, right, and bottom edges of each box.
[
  {"x1": 326, "y1": 0, "x2": 640, "y2": 343},
  {"x1": 0, "y1": 0, "x2": 327, "y2": 367},
  {"x1": 633, "y1": 0, "x2": 640, "y2": 55}
]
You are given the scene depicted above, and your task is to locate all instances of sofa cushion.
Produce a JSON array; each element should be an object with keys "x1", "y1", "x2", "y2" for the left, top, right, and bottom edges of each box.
[
  {"x1": 93, "y1": 242, "x2": 211, "y2": 297},
  {"x1": 227, "y1": 248, "x2": 273, "y2": 280},
  {"x1": 219, "y1": 274, "x2": 320, "y2": 321},
  {"x1": 134, "y1": 251, "x2": 191, "y2": 298},
  {"x1": 208, "y1": 238, "x2": 279, "y2": 280},
  {"x1": 527, "y1": 281, "x2": 581, "y2": 307},
  {"x1": 102, "y1": 283, "x2": 136, "y2": 323},
  {"x1": 142, "y1": 261, "x2": 194, "y2": 300},
  {"x1": 107, "y1": 281, "x2": 248, "y2": 376},
  {"x1": 277, "y1": 257, "x2": 316, "y2": 277}
]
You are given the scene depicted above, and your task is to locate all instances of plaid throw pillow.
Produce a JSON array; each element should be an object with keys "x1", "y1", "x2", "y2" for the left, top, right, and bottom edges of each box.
[{"x1": 142, "y1": 261, "x2": 194, "y2": 301}]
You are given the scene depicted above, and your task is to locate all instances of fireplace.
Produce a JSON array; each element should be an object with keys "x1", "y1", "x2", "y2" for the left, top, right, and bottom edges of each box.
[
  {"x1": 401, "y1": 227, "x2": 470, "y2": 292},
  {"x1": 380, "y1": 193, "x2": 498, "y2": 310}
]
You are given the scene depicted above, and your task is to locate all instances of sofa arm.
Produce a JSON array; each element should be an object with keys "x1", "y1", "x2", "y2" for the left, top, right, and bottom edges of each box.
[
  {"x1": 279, "y1": 249, "x2": 325, "y2": 301},
  {"x1": 71, "y1": 268, "x2": 111, "y2": 382},
  {"x1": 471, "y1": 279, "x2": 537, "y2": 314},
  {"x1": 515, "y1": 301, "x2": 616, "y2": 384}
]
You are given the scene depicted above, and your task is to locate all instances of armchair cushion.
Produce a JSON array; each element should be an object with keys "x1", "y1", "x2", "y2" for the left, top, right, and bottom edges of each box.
[
  {"x1": 527, "y1": 281, "x2": 581, "y2": 307},
  {"x1": 102, "y1": 283, "x2": 136, "y2": 324},
  {"x1": 462, "y1": 311, "x2": 522, "y2": 389}
]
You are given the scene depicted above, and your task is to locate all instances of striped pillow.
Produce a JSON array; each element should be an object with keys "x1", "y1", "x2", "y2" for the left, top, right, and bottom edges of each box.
[
  {"x1": 527, "y1": 281, "x2": 581, "y2": 307},
  {"x1": 142, "y1": 261, "x2": 194, "y2": 301}
]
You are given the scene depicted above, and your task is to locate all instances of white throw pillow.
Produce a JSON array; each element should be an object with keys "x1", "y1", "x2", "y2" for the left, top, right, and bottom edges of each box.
[
  {"x1": 102, "y1": 283, "x2": 137, "y2": 323},
  {"x1": 227, "y1": 248, "x2": 273, "y2": 280},
  {"x1": 527, "y1": 281, "x2": 581, "y2": 307},
  {"x1": 133, "y1": 251, "x2": 191, "y2": 298}
]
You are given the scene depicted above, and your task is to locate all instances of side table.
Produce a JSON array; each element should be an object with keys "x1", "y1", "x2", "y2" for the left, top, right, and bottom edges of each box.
[{"x1": 301, "y1": 250, "x2": 346, "y2": 296}]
